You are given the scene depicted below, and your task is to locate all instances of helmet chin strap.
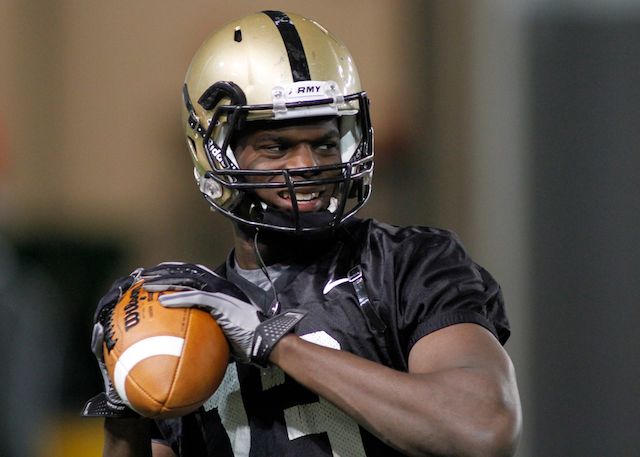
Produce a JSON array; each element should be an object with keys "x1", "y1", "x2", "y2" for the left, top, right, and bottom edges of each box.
[
  {"x1": 249, "y1": 201, "x2": 337, "y2": 232},
  {"x1": 252, "y1": 229, "x2": 280, "y2": 316}
]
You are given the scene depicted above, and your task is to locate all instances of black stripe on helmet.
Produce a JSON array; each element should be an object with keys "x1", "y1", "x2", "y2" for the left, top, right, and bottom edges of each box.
[{"x1": 262, "y1": 10, "x2": 311, "y2": 82}]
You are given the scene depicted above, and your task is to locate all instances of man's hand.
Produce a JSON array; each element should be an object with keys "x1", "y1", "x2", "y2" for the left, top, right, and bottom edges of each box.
[
  {"x1": 82, "y1": 271, "x2": 142, "y2": 418},
  {"x1": 141, "y1": 263, "x2": 305, "y2": 367}
]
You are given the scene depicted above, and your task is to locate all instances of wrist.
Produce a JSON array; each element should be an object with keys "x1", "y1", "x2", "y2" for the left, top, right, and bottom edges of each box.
[
  {"x1": 251, "y1": 310, "x2": 306, "y2": 367},
  {"x1": 269, "y1": 333, "x2": 298, "y2": 366}
]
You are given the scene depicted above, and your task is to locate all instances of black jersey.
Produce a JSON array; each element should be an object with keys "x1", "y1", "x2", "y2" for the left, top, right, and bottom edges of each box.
[{"x1": 155, "y1": 218, "x2": 510, "y2": 456}]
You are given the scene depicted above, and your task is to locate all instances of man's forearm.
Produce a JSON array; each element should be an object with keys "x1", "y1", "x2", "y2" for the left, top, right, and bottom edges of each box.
[{"x1": 270, "y1": 329, "x2": 521, "y2": 457}]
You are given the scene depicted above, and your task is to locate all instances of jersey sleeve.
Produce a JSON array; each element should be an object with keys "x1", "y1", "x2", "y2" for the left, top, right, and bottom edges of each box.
[{"x1": 393, "y1": 229, "x2": 511, "y2": 354}]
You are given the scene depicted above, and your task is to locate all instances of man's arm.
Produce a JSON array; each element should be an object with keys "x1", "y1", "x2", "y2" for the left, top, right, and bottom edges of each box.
[
  {"x1": 270, "y1": 323, "x2": 521, "y2": 457},
  {"x1": 152, "y1": 440, "x2": 177, "y2": 457}
]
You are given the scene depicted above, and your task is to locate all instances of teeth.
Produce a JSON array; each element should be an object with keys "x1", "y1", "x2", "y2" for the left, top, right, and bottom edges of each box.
[
  {"x1": 295, "y1": 192, "x2": 319, "y2": 201},
  {"x1": 279, "y1": 191, "x2": 320, "y2": 201}
]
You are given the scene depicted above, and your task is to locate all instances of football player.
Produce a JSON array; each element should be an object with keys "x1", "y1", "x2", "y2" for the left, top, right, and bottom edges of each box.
[{"x1": 84, "y1": 11, "x2": 522, "y2": 457}]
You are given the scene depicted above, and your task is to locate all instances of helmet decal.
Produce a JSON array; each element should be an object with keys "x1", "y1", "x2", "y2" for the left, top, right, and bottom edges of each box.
[{"x1": 262, "y1": 10, "x2": 311, "y2": 82}]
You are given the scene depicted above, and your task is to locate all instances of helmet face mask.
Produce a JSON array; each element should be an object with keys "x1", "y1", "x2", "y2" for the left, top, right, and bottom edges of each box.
[{"x1": 183, "y1": 11, "x2": 374, "y2": 233}]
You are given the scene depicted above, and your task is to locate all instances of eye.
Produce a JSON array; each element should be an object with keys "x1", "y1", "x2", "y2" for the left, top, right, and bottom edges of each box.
[
  {"x1": 258, "y1": 143, "x2": 287, "y2": 155},
  {"x1": 316, "y1": 143, "x2": 334, "y2": 150},
  {"x1": 314, "y1": 141, "x2": 340, "y2": 155}
]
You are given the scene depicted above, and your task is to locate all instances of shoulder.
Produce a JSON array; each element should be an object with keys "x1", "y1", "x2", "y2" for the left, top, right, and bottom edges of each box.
[
  {"x1": 350, "y1": 217, "x2": 459, "y2": 242},
  {"x1": 346, "y1": 219, "x2": 485, "y2": 299},
  {"x1": 346, "y1": 218, "x2": 466, "y2": 261},
  {"x1": 353, "y1": 221, "x2": 511, "y2": 346}
]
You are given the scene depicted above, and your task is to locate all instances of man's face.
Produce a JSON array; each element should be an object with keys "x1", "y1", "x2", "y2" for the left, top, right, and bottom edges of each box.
[{"x1": 234, "y1": 118, "x2": 342, "y2": 213}]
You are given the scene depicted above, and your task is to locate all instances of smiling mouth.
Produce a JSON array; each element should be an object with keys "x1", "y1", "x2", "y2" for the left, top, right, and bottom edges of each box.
[
  {"x1": 278, "y1": 191, "x2": 321, "y2": 201},
  {"x1": 275, "y1": 189, "x2": 328, "y2": 212}
]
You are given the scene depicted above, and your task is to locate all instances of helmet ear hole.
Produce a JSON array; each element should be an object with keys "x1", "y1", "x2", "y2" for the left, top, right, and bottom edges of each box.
[{"x1": 198, "y1": 81, "x2": 247, "y2": 110}]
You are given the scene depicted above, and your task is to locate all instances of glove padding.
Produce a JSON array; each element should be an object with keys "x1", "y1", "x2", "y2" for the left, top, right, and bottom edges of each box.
[
  {"x1": 82, "y1": 271, "x2": 142, "y2": 418},
  {"x1": 142, "y1": 263, "x2": 306, "y2": 367},
  {"x1": 141, "y1": 262, "x2": 250, "y2": 299}
]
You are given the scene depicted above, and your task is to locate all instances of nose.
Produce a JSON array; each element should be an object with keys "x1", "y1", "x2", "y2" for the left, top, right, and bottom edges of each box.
[{"x1": 285, "y1": 144, "x2": 318, "y2": 170}]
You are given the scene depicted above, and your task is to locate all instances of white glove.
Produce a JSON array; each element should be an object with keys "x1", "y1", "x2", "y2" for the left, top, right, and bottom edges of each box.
[{"x1": 142, "y1": 263, "x2": 305, "y2": 367}]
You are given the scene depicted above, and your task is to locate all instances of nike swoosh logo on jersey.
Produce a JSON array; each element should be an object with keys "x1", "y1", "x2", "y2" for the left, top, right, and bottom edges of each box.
[{"x1": 323, "y1": 277, "x2": 351, "y2": 295}]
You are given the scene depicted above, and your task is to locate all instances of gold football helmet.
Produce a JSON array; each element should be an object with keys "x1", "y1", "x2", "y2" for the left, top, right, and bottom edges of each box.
[{"x1": 182, "y1": 10, "x2": 374, "y2": 232}]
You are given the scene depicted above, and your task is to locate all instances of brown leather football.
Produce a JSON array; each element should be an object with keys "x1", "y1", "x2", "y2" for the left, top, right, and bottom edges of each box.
[{"x1": 103, "y1": 280, "x2": 229, "y2": 418}]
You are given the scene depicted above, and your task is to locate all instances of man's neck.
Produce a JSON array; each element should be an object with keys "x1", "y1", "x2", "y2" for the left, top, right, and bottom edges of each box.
[
  {"x1": 232, "y1": 223, "x2": 337, "y2": 270},
  {"x1": 232, "y1": 224, "x2": 290, "y2": 269}
]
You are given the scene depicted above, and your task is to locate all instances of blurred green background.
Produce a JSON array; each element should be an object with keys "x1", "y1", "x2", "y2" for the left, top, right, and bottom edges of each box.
[{"x1": 1, "y1": 1, "x2": 638, "y2": 456}]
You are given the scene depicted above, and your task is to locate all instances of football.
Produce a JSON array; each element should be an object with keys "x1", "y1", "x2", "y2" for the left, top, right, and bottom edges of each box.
[{"x1": 103, "y1": 280, "x2": 229, "y2": 418}]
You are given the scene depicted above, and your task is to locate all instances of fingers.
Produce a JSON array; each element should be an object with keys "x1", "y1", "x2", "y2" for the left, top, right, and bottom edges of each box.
[
  {"x1": 194, "y1": 263, "x2": 218, "y2": 275},
  {"x1": 129, "y1": 267, "x2": 144, "y2": 280},
  {"x1": 158, "y1": 290, "x2": 224, "y2": 308},
  {"x1": 143, "y1": 283, "x2": 197, "y2": 293},
  {"x1": 91, "y1": 322, "x2": 105, "y2": 360},
  {"x1": 140, "y1": 263, "x2": 220, "y2": 281},
  {"x1": 137, "y1": 262, "x2": 254, "y2": 305},
  {"x1": 159, "y1": 291, "x2": 261, "y2": 328},
  {"x1": 158, "y1": 290, "x2": 253, "y2": 312}
]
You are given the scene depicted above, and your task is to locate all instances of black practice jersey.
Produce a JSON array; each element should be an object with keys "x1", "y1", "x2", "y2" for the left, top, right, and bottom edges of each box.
[{"x1": 155, "y1": 218, "x2": 510, "y2": 456}]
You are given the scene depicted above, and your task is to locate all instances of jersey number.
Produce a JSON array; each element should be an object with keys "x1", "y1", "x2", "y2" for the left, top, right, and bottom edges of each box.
[{"x1": 205, "y1": 331, "x2": 366, "y2": 456}]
